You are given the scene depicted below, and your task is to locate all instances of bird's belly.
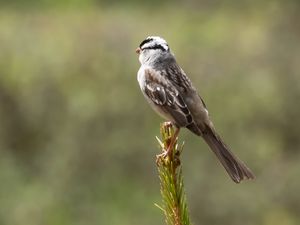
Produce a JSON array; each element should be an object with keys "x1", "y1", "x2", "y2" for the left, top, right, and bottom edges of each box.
[
  {"x1": 147, "y1": 97, "x2": 174, "y2": 121},
  {"x1": 137, "y1": 66, "x2": 174, "y2": 123}
]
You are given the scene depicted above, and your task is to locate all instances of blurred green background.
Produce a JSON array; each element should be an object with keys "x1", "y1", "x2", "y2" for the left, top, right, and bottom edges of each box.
[{"x1": 0, "y1": 0, "x2": 300, "y2": 225}]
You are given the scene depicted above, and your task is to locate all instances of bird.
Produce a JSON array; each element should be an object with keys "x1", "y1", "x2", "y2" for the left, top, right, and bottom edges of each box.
[{"x1": 136, "y1": 36, "x2": 255, "y2": 183}]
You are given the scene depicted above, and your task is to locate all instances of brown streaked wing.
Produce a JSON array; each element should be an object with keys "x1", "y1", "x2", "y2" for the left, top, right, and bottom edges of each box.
[{"x1": 144, "y1": 69, "x2": 198, "y2": 129}]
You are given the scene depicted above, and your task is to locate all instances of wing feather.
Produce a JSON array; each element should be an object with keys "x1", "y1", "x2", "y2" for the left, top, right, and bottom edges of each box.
[{"x1": 143, "y1": 68, "x2": 199, "y2": 131}]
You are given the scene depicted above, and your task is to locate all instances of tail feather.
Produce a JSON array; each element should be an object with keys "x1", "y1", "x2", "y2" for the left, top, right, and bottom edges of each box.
[{"x1": 202, "y1": 125, "x2": 255, "y2": 183}]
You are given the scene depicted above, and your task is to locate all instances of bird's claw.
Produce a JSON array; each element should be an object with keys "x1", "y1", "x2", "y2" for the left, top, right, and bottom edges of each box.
[{"x1": 156, "y1": 148, "x2": 171, "y2": 165}]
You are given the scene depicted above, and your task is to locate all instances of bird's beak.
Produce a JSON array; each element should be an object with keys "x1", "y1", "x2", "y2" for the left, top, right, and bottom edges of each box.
[{"x1": 135, "y1": 47, "x2": 141, "y2": 54}]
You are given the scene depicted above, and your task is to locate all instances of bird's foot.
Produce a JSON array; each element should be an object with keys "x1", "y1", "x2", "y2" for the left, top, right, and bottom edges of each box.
[
  {"x1": 156, "y1": 123, "x2": 181, "y2": 165},
  {"x1": 156, "y1": 146, "x2": 172, "y2": 165}
]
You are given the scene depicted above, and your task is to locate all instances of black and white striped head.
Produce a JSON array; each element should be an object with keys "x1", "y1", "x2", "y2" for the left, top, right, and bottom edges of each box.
[{"x1": 136, "y1": 36, "x2": 170, "y2": 65}]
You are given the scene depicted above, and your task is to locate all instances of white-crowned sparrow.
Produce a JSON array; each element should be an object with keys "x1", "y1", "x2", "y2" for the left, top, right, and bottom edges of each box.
[{"x1": 136, "y1": 36, "x2": 254, "y2": 183}]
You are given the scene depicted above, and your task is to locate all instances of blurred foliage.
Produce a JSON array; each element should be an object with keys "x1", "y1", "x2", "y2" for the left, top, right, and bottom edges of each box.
[{"x1": 0, "y1": 1, "x2": 300, "y2": 225}]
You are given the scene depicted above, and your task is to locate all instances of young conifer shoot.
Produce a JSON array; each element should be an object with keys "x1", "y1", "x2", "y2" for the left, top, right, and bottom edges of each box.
[{"x1": 155, "y1": 122, "x2": 192, "y2": 225}]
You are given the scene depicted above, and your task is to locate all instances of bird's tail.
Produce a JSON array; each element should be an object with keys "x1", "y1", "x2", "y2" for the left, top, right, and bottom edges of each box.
[{"x1": 202, "y1": 125, "x2": 255, "y2": 183}]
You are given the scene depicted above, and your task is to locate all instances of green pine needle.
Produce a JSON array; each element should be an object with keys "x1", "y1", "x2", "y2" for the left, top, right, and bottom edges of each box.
[{"x1": 156, "y1": 122, "x2": 193, "y2": 225}]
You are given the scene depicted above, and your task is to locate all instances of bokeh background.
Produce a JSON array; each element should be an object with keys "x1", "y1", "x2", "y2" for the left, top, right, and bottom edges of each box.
[{"x1": 0, "y1": 0, "x2": 299, "y2": 225}]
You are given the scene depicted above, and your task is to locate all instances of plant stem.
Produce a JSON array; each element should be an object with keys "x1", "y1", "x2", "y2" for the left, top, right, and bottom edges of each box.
[{"x1": 156, "y1": 122, "x2": 192, "y2": 225}]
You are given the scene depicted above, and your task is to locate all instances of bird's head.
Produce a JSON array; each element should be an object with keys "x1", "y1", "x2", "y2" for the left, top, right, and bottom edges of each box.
[{"x1": 136, "y1": 36, "x2": 170, "y2": 65}]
